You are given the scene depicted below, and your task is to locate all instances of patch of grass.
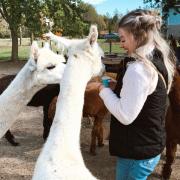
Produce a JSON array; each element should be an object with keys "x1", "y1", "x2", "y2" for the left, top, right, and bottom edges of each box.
[
  {"x1": 0, "y1": 45, "x2": 30, "y2": 61},
  {"x1": 18, "y1": 46, "x2": 30, "y2": 60},
  {"x1": 0, "y1": 38, "x2": 125, "y2": 61},
  {"x1": 0, "y1": 46, "x2": 11, "y2": 61},
  {"x1": 98, "y1": 39, "x2": 124, "y2": 54}
]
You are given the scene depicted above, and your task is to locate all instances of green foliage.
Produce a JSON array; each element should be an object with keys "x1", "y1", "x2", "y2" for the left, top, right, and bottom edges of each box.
[
  {"x1": 0, "y1": 0, "x2": 43, "y2": 36},
  {"x1": 0, "y1": 0, "x2": 23, "y2": 31},
  {"x1": 22, "y1": 0, "x2": 43, "y2": 37},
  {"x1": 80, "y1": 2, "x2": 107, "y2": 32},
  {"x1": 0, "y1": 0, "x2": 87, "y2": 38},
  {"x1": 104, "y1": 12, "x2": 121, "y2": 33},
  {"x1": 0, "y1": 0, "x2": 123, "y2": 38},
  {"x1": 0, "y1": 16, "x2": 10, "y2": 38},
  {"x1": 1, "y1": 0, "x2": 124, "y2": 61},
  {"x1": 144, "y1": 0, "x2": 180, "y2": 19},
  {"x1": 44, "y1": 0, "x2": 88, "y2": 37}
]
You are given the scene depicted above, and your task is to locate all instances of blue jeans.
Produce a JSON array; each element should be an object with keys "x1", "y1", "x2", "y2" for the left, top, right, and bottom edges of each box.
[{"x1": 116, "y1": 155, "x2": 160, "y2": 180}]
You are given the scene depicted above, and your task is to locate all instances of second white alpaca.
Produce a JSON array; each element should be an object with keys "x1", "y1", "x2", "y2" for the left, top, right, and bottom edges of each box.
[
  {"x1": 0, "y1": 42, "x2": 66, "y2": 138},
  {"x1": 32, "y1": 25, "x2": 104, "y2": 180}
]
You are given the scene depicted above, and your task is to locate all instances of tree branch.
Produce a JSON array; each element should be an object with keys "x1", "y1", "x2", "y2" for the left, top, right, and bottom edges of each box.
[
  {"x1": 0, "y1": 1, "x2": 10, "y2": 24},
  {"x1": 0, "y1": 7, "x2": 6, "y2": 21}
]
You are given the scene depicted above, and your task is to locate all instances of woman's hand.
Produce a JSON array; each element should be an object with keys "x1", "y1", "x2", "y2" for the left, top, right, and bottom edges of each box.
[
  {"x1": 98, "y1": 79, "x2": 117, "y2": 92},
  {"x1": 86, "y1": 81, "x2": 105, "y2": 93},
  {"x1": 108, "y1": 80, "x2": 117, "y2": 91},
  {"x1": 99, "y1": 84, "x2": 105, "y2": 92},
  {"x1": 88, "y1": 79, "x2": 117, "y2": 93}
]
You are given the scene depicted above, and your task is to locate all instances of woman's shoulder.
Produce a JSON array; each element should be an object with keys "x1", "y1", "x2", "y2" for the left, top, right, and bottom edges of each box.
[
  {"x1": 126, "y1": 60, "x2": 158, "y2": 80},
  {"x1": 125, "y1": 60, "x2": 158, "y2": 93},
  {"x1": 127, "y1": 60, "x2": 147, "y2": 73}
]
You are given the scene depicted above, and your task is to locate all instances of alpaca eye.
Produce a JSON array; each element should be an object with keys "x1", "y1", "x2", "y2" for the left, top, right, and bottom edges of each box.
[{"x1": 47, "y1": 65, "x2": 56, "y2": 70}]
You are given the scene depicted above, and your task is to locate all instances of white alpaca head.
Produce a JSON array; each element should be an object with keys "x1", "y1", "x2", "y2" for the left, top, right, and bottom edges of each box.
[
  {"x1": 45, "y1": 25, "x2": 104, "y2": 77},
  {"x1": 29, "y1": 41, "x2": 66, "y2": 85},
  {"x1": 67, "y1": 25, "x2": 105, "y2": 77}
]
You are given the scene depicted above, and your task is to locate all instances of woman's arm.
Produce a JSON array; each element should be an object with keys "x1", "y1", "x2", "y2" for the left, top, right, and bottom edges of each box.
[{"x1": 99, "y1": 62, "x2": 158, "y2": 125}]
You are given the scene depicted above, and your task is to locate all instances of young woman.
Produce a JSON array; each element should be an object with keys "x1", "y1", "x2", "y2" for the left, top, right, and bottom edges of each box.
[{"x1": 98, "y1": 9, "x2": 176, "y2": 180}]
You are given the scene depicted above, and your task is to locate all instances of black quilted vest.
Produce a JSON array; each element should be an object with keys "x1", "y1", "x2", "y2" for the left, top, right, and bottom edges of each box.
[{"x1": 109, "y1": 52, "x2": 168, "y2": 160}]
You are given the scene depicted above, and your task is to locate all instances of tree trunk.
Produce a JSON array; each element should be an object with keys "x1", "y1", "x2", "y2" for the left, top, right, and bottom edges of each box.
[
  {"x1": 109, "y1": 40, "x2": 112, "y2": 54},
  {"x1": 10, "y1": 29, "x2": 18, "y2": 62},
  {"x1": 30, "y1": 32, "x2": 34, "y2": 44},
  {"x1": 108, "y1": 28, "x2": 112, "y2": 54},
  {"x1": 19, "y1": 26, "x2": 22, "y2": 46}
]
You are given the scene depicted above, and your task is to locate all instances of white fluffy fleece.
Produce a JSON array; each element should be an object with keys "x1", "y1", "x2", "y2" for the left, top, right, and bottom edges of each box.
[
  {"x1": 32, "y1": 25, "x2": 104, "y2": 180},
  {"x1": 0, "y1": 42, "x2": 66, "y2": 138}
]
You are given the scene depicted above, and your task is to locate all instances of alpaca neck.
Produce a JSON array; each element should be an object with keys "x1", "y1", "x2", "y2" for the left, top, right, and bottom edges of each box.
[
  {"x1": 50, "y1": 33, "x2": 86, "y2": 48},
  {"x1": 0, "y1": 61, "x2": 44, "y2": 138},
  {"x1": 45, "y1": 57, "x2": 92, "y2": 158}
]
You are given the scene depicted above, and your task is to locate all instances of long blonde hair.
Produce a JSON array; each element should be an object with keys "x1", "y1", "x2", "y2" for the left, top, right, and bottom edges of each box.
[{"x1": 118, "y1": 9, "x2": 176, "y2": 93}]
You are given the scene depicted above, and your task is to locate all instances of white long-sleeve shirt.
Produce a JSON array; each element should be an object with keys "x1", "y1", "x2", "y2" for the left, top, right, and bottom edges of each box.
[{"x1": 99, "y1": 61, "x2": 158, "y2": 125}]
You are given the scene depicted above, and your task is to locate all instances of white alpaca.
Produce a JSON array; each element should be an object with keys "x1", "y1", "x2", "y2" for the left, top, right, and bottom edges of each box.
[
  {"x1": 32, "y1": 25, "x2": 104, "y2": 180},
  {"x1": 0, "y1": 42, "x2": 66, "y2": 138}
]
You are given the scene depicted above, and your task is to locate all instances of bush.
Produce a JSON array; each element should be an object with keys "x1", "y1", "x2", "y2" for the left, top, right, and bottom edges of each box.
[{"x1": 0, "y1": 31, "x2": 10, "y2": 38}]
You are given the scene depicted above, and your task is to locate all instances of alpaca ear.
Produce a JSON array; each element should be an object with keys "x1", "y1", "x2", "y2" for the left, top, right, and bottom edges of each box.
[
  {"x1": 30, "y1": 41, "x2": 39, "y2": 62},
  {"x1": 88, "y1": 25, "x2": 98, "y2": 46}
]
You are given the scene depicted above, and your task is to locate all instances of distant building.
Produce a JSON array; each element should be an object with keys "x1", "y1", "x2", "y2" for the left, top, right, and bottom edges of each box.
[{"x1": 166, "y1": 3, "x2": 180, "y2": 38}]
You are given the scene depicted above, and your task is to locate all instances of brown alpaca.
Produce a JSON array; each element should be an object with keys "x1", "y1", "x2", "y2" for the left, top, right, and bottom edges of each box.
[
  {"x1": 48, "y1": 81, "x2": 108, "y2": 155},
  {"x1": 162, "y1": 69, "x2": 180, "y2": 179}
]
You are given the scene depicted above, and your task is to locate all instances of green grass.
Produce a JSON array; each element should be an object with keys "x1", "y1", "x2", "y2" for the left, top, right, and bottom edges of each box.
[
  {"x1": 0, "y1": 38, "x2": 125, "y2": 61},
  {"x1": 18, "y1": 46, "x2": 30, "y2": 60},
  {"x1": 0, "y1": 46, "x2": 11, "y2": 61},
  {"x1": 98, "y1": 39, "x2": 125, "y2": 54},
  {"x1": 0, "y1": 46, "x2": 30, "y2": 61}
]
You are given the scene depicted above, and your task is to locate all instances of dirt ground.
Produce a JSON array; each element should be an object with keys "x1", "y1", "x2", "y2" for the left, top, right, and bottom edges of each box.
[{"x1": 0, "y1": 61, "x2": 180, "y2": 180}]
